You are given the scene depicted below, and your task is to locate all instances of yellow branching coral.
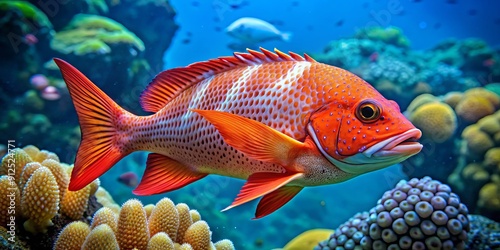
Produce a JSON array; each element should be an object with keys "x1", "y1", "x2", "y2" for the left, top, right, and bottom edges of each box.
[
  {"x1": 117, "y1": 199, "x2": 149, "y2": 250},
  {"x1": 282, "y1": 229, "x2": 334, "y2": 250},
  {"x1": 41, "y1": 159, "x2": 69, "y2": 199},
  {"x1": 61, "y1": 184, "x2": 91, "y2": 220},
  {"x1": 478, "y1": 182, "x2": 500, "y2": 211},
  {"x1": 22, "y1": 145, "x2": 40, "y2": 159},
  {"x1": 148, "y1": 197, "x2": 179, "y2": 242},
  {"x1": 177, "y1": 243, "x2": 194, "y2": 250},
  {"x1": 455, "y1": 95, "x2": 495, "y2": 123},
  {"x1": 477, "y1": 115, "x2": 500, "y2": 135},
  {"x1": 214, "y1": 239, "x2": 235, "y2": 250},
  {"x1": 0, "y1": 176, "x2": 20, "y2": 226},
  {"x1": 33, "y1": 149, "x2": 59, "y2": 163},
  {"x1": 89, "y1": 178, "x2": 100, "y2": 196},
  {"x1": 442, "y1": 91, "x2": 463, "y2": 109},
  {"x1": 83, "y1": 224, "x2": 120, "y2": 250},
  {"x1": 190, "y1": 210, "x2": 201, "y2": 223},
  {"x1": 463, "y1": 128, "x2": 495, "y2": 155},
  {"x1": 144, "y1": 204, "x2": 155, "y2": 219},
  {"x1": 464, "y1": 87, "x2": 500, "y2": 108},
  {"x1": 54, "y1": 221, "x2": 91, "y2": 250},
  {"x1": 484, "y1": 148, "x2": 500, "y2": 169},
  {"x1": 176, "y1": 203, "x2": 193, "y2": 244},
  {"x1": 409, "y1": 102, "x2": 457, "y2": 143},
  {"x1": 18, "y1": 162, "x2": 42, "y2": 192},
  {"x1": 0, "y1": 148, "x2": 32, "y2": 182},
  {"x1": 95, "y1": 186, "x2": 120, "y2": 214},
  {"x1": 405, "y1": 93, "x2": 439, "y2": 114},
  {"x1": 462, "y1": 163, "x2": 489, "y2": 182},
  {"x1": 147, "y1": 232, "x2": 175, "y2": 250},
  {"x1": 183, "y1": 220, "x2": 212, "y2": 250},
  {"x1": 21, "y1": 167, "x2": 60, "y2": 234},
  {"x1": 90, "y1": 207, "x2": 118, "y2": 232}
]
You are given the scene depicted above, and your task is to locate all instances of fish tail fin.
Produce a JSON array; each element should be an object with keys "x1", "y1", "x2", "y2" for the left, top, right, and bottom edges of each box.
[
  {"x1": 280, "y1": 32, "x2": 292, "y2": 42},
  {"x1": 54, "y1": 58, "x2": 131, "y2": 191}
]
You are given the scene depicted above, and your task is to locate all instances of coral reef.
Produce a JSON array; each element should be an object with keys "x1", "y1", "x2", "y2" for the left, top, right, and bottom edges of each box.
[
  {"x1": 0, "y1": 0, "x2": 177, "y2": 164},
  {"x1": 408, "y1": 101, "x2": 457, "y2": 143},
  {"x1": 448, "y1": 109, "x2": 500, "y2": 220},
  {"x1": 466, "y1": 214, "x2": 500, "y2": 249},
  {"x1": 53, "y1": 221, "x2": 91, "y2": 250},
  {"x1": 50, "y1": 14, "x2": 144, "y2": 56},
  {"x1": 315, "y1": 177, "x2": 470, "y2": 249},
  {"x1": 0, "y1": 146, "x2": 235, "y2": 249}
]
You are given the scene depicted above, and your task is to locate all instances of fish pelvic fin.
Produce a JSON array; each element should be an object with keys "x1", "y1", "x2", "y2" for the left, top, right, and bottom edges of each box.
[
  {"x1": 221, "y1": 172, "x2": 304, "y2": 212},
  {"x1": 133, "y1": 153, "x2": 207, "y2": 195},
  {"x1": 253, "y1": 185, "x2": 303, "y2": 219},
  {"x1": 54, "y1": 58, "x2": 131, "y2": 191}
]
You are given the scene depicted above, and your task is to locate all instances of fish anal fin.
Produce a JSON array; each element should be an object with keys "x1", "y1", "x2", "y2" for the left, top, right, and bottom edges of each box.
[
  {"x1": 222, "y1": 172, "x2": 304, "y2": 212},
  {"x1": 133, "y1": 153, "x2": 207, "y2": 195},
  {"x1": 192, "y1": 109, "x2": 306, "y2": 168},
  {"x1": 254, "y1": 185, "x2": 303, "y2": 219},
  {"x1": 140, "y1": 48, "x2": 314, "y2": 113}
]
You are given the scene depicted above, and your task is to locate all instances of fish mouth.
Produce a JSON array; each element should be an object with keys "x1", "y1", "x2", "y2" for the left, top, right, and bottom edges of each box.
[
  {"x1": 308, "y1": 124, "x2": 423, "y2": 175},
  {"x1": 362, "y1": 128, "x2": 423, "y2": 158}
]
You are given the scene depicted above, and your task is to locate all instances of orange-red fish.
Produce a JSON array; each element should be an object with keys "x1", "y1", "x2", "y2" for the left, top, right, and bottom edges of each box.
[{"x1": 54, "y1": 48, "x2": 422, "y2": 219}]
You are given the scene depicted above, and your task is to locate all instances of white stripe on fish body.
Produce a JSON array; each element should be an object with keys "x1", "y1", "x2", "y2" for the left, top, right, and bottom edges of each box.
[
  {"x1": 219, "y1": 65, "x2": 261, "y2": 110},
  {"x1": 185, "y1": 75, "x2": 215, "y2": 119}
]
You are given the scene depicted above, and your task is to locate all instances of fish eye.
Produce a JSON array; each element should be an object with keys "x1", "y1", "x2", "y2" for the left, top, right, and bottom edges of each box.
[{"x1": 356, "y1": 100, "x2": 381, "y2": 123}]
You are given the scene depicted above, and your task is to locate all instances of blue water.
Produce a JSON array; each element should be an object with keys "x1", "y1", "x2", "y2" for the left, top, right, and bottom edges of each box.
[{"x1": 166, "y1": 0, "x2": 500, "y2": 68}]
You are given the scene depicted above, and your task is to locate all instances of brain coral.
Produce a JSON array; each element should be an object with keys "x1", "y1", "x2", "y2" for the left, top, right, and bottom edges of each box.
[
  {"x1": 82, "y1": 224, "x2": 119, "y2": 250},
  {"x1": 90, "y1": 207, "x2": 118, "y2": 232},
  {"x1": 60, "y1": 184, "x2": 91, "y2": 220},
  {"x1": 117, "y1": 199, "x2": 149, "y2": 250},
  {"x1": 21, "y1": 166, "x2": 60, "y2": 234},
  {"x1": 316, "y1": 177, "x2": 470, "y2": 250},
  {"x1": 183, "y1": 221, "x2": 212, "y2": 250},
  {"x1": 147, "y1": 232, "x2": 175, "y2": 250},
  {"x1": 409, "y1": 102, "x2": 457, "y2": 143},
  {"x1": 0, "y1": 176, "x2": 20, "y2": 226},
  {"x1": 54, "y1": 221, "x2": 91, "y2": 250},
  {"x1": 148, "y1": 197, "x2": 179, "y2": 242},
  {"x1": 455, "y1": 95, "x2": 495, "y2": 123}
]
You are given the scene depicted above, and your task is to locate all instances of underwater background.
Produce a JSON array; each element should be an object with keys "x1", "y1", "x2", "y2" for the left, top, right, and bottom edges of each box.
[{"x1": 1, "y1": 0, "x2": 500, "y2": 249}]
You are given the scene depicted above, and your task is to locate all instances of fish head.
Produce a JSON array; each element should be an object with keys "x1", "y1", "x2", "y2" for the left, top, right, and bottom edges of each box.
[{"x1": 307, "y1": 93, "x2": 422, "y2": 175}]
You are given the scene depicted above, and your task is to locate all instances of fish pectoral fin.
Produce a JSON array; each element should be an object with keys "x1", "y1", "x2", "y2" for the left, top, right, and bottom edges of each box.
[
  {"x1": 221, "y1": 172, "x2": 304, "y2": 212},
  {"x1": 133, "y1": 153, "x2": 207, "y2": 195},
  {"x1": 253, "y1": 185, "x2": 303, "y2": 219},
  {"x1": 192, "y1": 109, "x2": 306, "y2": 167}
]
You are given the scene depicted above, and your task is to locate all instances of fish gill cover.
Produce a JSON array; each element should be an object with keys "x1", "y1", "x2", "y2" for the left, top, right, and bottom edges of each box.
[{"x1": 0, "y1": 0, "x2": 499, "y2": 249}]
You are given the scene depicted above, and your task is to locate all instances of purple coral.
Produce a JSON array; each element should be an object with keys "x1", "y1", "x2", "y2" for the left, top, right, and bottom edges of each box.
[{"x1": 316, "y1": 177, "x2": 470, "y2": 250}]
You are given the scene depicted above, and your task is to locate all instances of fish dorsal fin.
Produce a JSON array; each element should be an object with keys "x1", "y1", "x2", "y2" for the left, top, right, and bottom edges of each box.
[{"x1": 140, "y1": 47, "x2": 316, "y2": 112}]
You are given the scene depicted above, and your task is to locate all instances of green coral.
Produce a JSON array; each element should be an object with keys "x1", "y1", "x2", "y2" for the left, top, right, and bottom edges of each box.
[
  {"x1": 485, "y1": 83, "x2": 500, "y2": 97},
  {"x1": 86, "y1": 0, "x2": 109, "y2": 14},
  {"x1": 0, "y1": 1, "x2": 53, "y2": 30},
  {"x1": 74, "y1": 39, "x2": 111, "y2": 56},
  {"x1": 51, "y1": 14, "x2": 144, "y2": 56},
  {"x1": 354, "y1": 26, "x2": 410, "y2": 48}
]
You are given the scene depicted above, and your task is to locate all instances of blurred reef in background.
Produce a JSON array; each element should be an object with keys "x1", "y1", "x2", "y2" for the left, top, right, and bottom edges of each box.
[
  {"x1": 0, "y1": 0, "x2": 177, "y2": 162},
  {"x1": 1, "y1": 2, "x2": 500, "y2": 249}
]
